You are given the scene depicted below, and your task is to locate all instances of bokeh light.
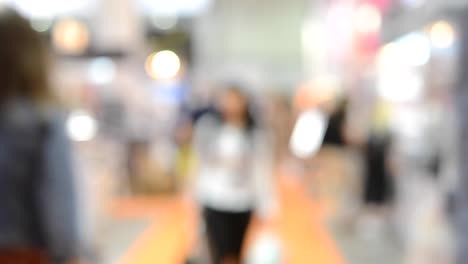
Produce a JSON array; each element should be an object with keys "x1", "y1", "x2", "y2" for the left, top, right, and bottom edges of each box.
[
  {"x1": 354, "y1": 3, "x2": 381, "y2": 34},
  {"x1": 396, "y1": 32, "x2": 431, "y2": 67},
  {"x1": 151, "y1": 14, "x2": 178, "y2": 30},
  {"x1": 377, "y1": 43, "x2": 399, "y2": 70},
  {"x1": 88, "y1": 57, "x2": 116, "y2": 86},
  {"x1": 429, "y1": 21, "x2": 455, "y2": 49},
  {"x1": 290, "y1": 110, "x2": 327, "y2": 159},
  {"x1": 30, "y1": 19, "x2": 53, "y2": 32},
  {"x1": 378, "y1": 69, "x2": 424, "y2": 103},
  {"x1": 293, "y1": 76, "x2": 340, "y2": 112},
  {"x1": 52, "y1": 18, "x2": 89, "y2": 55},
  {"x1": 377, "y1": 40, "x2": 426, "y2": 102},
  {"x1": 137, "y1": 0, "x2": 212, "y2": 16},
  {"x1": 401, "y1": 0, "x2": 426, "y2": 8},
  {"x1": 145, "y1": 50, "x2": 181, "y2": 80},
  {"x1": 66, "y1": 111, "x2": 98, "y2": 142}
]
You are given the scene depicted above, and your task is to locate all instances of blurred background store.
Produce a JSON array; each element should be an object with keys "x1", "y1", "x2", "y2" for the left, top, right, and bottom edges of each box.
[{"x1": 1, "y1": 0, "x2": 466, "y2": 263}]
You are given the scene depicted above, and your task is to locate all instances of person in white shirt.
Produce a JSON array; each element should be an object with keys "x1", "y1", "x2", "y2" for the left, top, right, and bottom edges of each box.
[{"x1": 193, "y1": 86, "x2": 273, "y2": 264}]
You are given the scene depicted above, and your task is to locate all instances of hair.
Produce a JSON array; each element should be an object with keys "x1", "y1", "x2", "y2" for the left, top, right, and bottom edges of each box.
[
  {"x1": 0, "y1": 7, "x2": 51, "y2": 104},
  {"x1": 218, "y1": 84, "x2": 257, "y2": 131}
]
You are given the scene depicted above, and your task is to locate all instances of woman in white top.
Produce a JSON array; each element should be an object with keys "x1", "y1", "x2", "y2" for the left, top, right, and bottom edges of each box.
[{"x1": 194, "y1": 86, "x2": 273, "y2": 264}]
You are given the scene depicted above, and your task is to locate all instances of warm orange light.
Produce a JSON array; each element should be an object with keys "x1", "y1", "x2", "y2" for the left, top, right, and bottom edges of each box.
[
  {"x1": 52, "y1": 19, "x2": 89, "y2": 54},
  {"x1": 429, "y1": 21, "x2": 455, "y2": 49},
  {"x1": 293, "y1": 76, "x2": 339, "y2": 112}
]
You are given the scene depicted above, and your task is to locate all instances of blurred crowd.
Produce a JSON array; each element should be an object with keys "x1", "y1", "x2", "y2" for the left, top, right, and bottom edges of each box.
[{"x1": 0, "y1": 1, "x2": 465, "y2": 264}]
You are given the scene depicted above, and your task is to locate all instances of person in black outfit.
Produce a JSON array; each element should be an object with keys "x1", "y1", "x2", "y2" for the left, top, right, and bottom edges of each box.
[
  {"x1": 364, "y1": 132, "x2": 393, "y2": 205},
  {"x1": 322, "y1": 98, "x2": 347, "y2": 147}
]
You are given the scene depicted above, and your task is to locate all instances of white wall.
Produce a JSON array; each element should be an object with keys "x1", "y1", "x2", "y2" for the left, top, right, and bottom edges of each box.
[{"x1": 191, "y1": 0, "x2": 308, "y2": 91}]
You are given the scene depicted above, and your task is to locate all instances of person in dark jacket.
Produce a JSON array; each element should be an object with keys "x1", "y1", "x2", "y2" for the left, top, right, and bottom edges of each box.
[
  {"x1": 0, "y1": 7, "x2": 80, "y2": 264},
  {"x1": 322, "y1": 98, "x2": 347, "y2": 147}
]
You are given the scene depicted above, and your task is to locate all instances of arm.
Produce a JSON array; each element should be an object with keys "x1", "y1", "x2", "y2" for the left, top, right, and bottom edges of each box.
[{"x1": 192, "y1": 115, "x2": 221, "y2": 170}]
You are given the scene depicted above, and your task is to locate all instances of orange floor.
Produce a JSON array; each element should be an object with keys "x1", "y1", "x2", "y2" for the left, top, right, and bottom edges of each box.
[
  {"x1": 111, "y1": 197, "x2": 195, "y2": 264},
  {"x1": 273, "y1": 175, "x2": 343, "y2": 264},
  {"x1": 113, "y1": 174, "x2": 343, "y2": 264}
]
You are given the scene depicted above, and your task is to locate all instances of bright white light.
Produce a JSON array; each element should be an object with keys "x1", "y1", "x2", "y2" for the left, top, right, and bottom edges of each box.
[
  {"x1": 10, "y1": 0, "x2": 94, "y2": 19},
  {"x1": 145, "y1": 50, "x2": 181, "y2": 80},
  {"x1": 396, "y1": 32, "x2": 431, "y2": 67},
  {"x1": 378, "y1": 69, "x2": 424, "y2": 103},
  {"x1": 246, "y1": 232, "x2": 281, "y2": 264},
  {"x1": 402, "y1": 0, "x2": 425, "y2": 8},
  {"x1": 137, "y1": 0, "x2": 212, "y2": 15},
  {"x1": 52, "y1": 19, "x2": 89, "y2": 54},
  {"x1": 429, "y1": 21, "x2": 455, "y2": 49},
  {"x1": 67, "y1": 111, "x2": 97, "y2": 142},
  {"x1": 377, "y1": 43, "x2": 399, "y2": 70},
  {"x1": 354, "y1": 3, "x2": 381, "y2": 34},
  {"x1": 377, "y1": 42, "x2": 425, "y2": 103},
  {"x1": 30, "y1": 19, "x2": 53, "y2": 32},
  {"x1": 325, "y1": 2, "x2": 354, "y2": 59},
  {"x1": 290, "y1": 110, "x2": 328, "y2": 159},
  {"x1": 88, "y1": 57, "x2": 116, "y2": 85},
  {"x1": 151, "y1": 15, "x2": 178, "y2": 30},
  {"x1": 10, "y1": 1, "x2": 56, "y2": 18}
]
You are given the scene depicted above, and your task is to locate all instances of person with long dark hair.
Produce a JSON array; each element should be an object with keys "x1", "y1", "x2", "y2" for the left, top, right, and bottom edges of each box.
[
  {"x1": 193, "y1": 86, "x2": 273, "y2": 264},
  {"x1": 0, "y1": 7, "x2": 80, "y2": 264}
]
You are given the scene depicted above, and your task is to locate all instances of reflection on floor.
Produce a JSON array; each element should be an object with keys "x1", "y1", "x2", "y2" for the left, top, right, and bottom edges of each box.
[
  {"x1": 101, "y1": 218, "x2": 150, "y2": 264},
  {"x1": 108, "y1": 197, "x2": 195, "y2": 264},
  {"x1": 272, "y1": 175, "x2": 343, "y2": 264},
  {"x1": 106, "y1": 174, "x2": 344, "y2": 264},
  {"x1": 329, "y1": 222, "x2": 402, "y2": 264}
]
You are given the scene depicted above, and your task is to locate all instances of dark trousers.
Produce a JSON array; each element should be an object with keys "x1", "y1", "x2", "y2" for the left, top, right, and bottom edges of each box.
[{"x1": 203, "y1": 207, "x2": 252, "y2": 264}]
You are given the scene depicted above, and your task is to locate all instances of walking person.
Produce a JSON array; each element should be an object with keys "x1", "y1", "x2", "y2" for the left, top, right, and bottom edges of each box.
[{"x1": 193, "y1": 86, "x2": 273, "y2": 264}]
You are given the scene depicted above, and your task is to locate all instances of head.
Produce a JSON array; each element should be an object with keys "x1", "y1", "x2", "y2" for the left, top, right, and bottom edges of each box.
[
  {"x1": 217, "y1": 85, "x2": 255, "y2": 129},
  {"x1": 0, "y1": 7, "x2": 51, "y2": 104},
  {"x1": 218, "y1": 86, "x2": 248, "y2": 121}
]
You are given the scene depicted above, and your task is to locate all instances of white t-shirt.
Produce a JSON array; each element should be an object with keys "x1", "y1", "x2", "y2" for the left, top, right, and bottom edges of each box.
[{"x1": 194, "y1": 115, "x2": 274, "y2": 214}]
